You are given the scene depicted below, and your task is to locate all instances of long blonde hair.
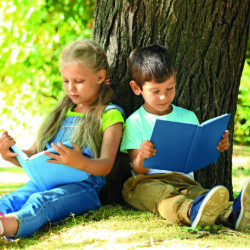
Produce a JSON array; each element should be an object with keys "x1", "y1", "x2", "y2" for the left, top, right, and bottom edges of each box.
[{"x1": 36, "y1": 40, "x2": 113, "y2": 158}]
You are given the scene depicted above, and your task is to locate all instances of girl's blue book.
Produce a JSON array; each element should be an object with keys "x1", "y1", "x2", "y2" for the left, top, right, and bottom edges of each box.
[
  {"x1": 10, "y1": 142, "x2": 89, "y2": 191},
  {"x1": 144, "y1": 113, "x2": 231, "y2": 174}
]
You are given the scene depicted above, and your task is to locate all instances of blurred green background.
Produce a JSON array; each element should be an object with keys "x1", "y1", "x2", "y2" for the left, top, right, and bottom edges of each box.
[{"x1": 0, "y1": 0, "x2": 249, "y2": 146}]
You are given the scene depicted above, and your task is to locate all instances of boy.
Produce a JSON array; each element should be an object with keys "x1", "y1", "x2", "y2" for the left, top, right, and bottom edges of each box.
[{"x1": 120, "y1": 44, "x2": 250, "y2": 230}]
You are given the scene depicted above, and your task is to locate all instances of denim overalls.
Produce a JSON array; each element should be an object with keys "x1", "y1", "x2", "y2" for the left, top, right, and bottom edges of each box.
[{"x1": 0, "y1": 104, "x2": 124, "y2": 238}]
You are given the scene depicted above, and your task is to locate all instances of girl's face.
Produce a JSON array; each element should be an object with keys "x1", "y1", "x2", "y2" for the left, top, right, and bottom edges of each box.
[{"x1": 61, "y1": 63, "x2": 106, "y2": 112}]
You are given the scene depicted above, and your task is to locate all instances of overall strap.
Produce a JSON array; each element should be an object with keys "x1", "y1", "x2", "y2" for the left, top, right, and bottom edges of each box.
[
  {"x1": 83, "y1": 104, "x2": 126, "y2": 159},
  {"x1": 104, "y1": 104, "x2": 126, "y2": 120}
]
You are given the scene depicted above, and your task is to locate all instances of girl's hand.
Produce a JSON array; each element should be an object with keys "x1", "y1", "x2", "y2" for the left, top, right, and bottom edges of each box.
[
  {"x1": 217, "y1": 130, "x2": 230, "y2": 152},
  {"x1": 0, "y1": 131, "x2": 18, "y2": 161},
  {"x1": 138, "y1": 140, "x2": 156, "y2": 160},
  {"x1": 44, "y1": 142, "x2": 85, "y2": 167}
]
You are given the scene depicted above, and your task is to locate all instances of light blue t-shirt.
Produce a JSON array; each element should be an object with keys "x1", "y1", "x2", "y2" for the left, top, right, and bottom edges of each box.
[{"x1": 120, "y1": 104, "x2": 199, "y2": 179}]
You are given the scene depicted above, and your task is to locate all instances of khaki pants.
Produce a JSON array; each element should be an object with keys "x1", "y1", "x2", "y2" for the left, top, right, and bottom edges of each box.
[{"x1": 122, "y1": 172, "x2": 233, "y2": 227}]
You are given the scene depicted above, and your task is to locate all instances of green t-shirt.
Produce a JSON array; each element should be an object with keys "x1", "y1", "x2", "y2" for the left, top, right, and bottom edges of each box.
[
  {"x1": 120, "y1": 104, "x2": 199, "y2": 178},
  {"x1": 67, "y1": 107, "x2": 124, "y2": 132}
]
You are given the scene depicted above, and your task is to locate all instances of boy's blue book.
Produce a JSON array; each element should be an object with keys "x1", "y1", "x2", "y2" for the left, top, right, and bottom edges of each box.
[
  {"x1": 144, "y1": 114, "x2": 231, "y2": 174},
  {"x1": 10, "y1": 142, "x2": 89, "y2": 191}
]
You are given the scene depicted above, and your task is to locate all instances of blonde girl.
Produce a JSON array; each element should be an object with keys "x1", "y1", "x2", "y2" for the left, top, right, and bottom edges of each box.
[{"x1": 0, "y1": 40, "x2": 124, "y2": 238}]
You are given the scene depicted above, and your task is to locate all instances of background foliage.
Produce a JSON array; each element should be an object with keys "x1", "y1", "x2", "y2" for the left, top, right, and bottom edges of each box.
[
  {"x1": 0, "y1": 0, "x2": 95, "y2": 142},
  {"x1": 234, "y1": 62, "x2": 250, "y2": 145},
  {"x1": 0, "y1": 0, "x2": 249, "y2": 145}
]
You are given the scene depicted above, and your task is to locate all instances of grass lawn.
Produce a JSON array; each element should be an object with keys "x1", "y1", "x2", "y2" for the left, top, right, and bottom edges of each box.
[{"x1": 0, "y1": 145, "x2": 249, "y2": 249}]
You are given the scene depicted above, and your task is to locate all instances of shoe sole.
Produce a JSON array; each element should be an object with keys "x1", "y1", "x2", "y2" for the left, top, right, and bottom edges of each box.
[
  {"x1": 235, "y1": 179, "x2": 250, "y2": 231},
  {"x1": 192, "y1": 186, "x2": 229, "y2": 229}
]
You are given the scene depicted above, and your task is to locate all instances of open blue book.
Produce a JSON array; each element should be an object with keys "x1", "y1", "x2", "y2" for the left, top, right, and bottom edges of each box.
[
  {"x1": 10, "y1": 142, "x2": 89, "y2": 191},
  {"x1": 144, "y1": 114, "x2": 231, "y2": 174}
]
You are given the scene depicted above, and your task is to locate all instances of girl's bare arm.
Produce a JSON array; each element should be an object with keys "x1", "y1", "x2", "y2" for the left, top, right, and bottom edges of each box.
[
  {"x1": 0, "y1": 131, "x2": 37, "y2": 167},
  {"x1": 44, "y1": 122, "x2": 123, "y2": 176}
]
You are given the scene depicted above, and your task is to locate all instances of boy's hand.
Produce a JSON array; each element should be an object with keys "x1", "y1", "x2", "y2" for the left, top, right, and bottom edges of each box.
[
  {"x1": 138, "y1": 140, "x2": 156, "y2": 160},
  {"x1": 217, "y1": 130, "x2": 230, "y2": 152},
  {"x1": 0, "y1": 131, "x2": 18, "y2": 160},
  {"x1": 128, "y1": 140, "x2": 156, "y2": 175}
]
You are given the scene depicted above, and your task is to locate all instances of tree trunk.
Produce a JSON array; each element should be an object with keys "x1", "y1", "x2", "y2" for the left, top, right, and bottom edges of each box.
[{"x1": 93, "y1": 0, "x2": 250, "y2": 202}]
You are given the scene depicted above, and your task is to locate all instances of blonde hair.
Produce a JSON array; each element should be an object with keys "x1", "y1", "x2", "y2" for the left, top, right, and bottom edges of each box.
[{"x1": 36, "y1": 40, "x2": 113, "y2": 158}]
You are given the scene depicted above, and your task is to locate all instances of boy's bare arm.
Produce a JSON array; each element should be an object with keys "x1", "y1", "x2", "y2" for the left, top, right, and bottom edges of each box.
[
  {"x1": 128, "y1": 140, "x2": 156, "y2": 174},
  {"x1": 128, "y1": 149, "x2": 149, "y2": 174}
]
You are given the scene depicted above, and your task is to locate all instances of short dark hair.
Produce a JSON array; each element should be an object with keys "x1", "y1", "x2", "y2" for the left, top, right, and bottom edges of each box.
[{"x1": 128, "y1": 44, "x2": 175, "y2": 89}]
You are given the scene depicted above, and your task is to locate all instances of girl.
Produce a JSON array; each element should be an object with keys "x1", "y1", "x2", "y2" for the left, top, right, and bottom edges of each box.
[{"x1": 0, "y1": 40, "x2": 124, "y2": 239}]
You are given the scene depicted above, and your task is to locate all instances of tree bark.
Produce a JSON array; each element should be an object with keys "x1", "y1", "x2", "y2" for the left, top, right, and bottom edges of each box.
[{"x1": 93, "y1": 0, "x2": 250, "y2": 202}]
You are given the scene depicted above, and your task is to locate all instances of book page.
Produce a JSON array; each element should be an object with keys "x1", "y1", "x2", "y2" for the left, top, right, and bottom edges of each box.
[
  {"x1": 186, "y1": 113, "x2": 231, "y2": 172},
  {"x1": 11, "y1": 142, "x2": 89, "y2": 190},
  {"x1": 144, "y1": 119, "x2": 197, "y2": 172}
]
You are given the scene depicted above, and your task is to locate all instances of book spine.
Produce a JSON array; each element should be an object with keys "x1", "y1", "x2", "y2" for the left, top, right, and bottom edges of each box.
[{"x1": 184, "y1": 126, "x2": 200, "y2": 173}]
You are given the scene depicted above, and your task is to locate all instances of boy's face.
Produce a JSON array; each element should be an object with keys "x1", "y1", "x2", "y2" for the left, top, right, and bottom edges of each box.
[{"x1": 130, "y1": 72, "x2": 176, "y2": 116}]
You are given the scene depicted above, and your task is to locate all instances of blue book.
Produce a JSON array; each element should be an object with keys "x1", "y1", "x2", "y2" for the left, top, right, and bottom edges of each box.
[
  {"x1": 144, "y1": 114, "x2": 231, "y2": 174},
  {"x1": 10, "y1": 142, "x2": 89, "y2": 191}
]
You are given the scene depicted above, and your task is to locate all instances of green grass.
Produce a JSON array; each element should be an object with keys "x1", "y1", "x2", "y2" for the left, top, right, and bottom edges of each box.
[{"x1": 0, "y1": 146, "x2": 249, "y2": 249}]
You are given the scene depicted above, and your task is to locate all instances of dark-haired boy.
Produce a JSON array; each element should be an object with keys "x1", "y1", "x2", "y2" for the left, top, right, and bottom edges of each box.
[{"x1": 120, "y1": 44, "x2": 250, "y2": 230}]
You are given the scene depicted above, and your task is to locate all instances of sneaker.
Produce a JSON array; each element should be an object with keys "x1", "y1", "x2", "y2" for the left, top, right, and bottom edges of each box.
[
  {"x1": 190, "y1": 186, "x2": 229, "y2": 229},
  {"x1": 231, "y1": 178, "x2": 250, "y2": 231}
]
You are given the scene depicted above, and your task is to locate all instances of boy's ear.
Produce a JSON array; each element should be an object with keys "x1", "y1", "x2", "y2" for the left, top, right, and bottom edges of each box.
[
  {"x1": 130, "y1": 81, "x2": 142, "y2": 95},
  {"x1": 97, "y1": 69, "x2": 107, "y2": 84}
]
